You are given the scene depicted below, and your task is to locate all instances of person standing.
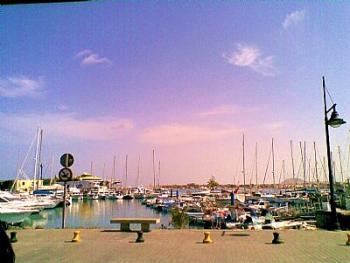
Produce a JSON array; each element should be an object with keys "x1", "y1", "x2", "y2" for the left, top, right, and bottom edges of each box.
[{"x1": 0, "y1": 225, "x2": 15, "y2": 263}]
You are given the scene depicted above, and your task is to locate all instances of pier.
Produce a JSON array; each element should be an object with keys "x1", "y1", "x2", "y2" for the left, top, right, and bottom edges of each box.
[{"x1": 11, "y1": 229, "x2": 350, "y2": 263}]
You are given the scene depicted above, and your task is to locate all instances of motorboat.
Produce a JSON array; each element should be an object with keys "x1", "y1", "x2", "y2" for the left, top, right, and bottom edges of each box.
[
  {"x1": 0, "y1": 207, "x2": 38, "y2": 225},
  {"x1": 122, "y1": 194, "x2": 134, "y2": 200},
  {"x1": 115, "y1": 192, "x2": 124, "y2": 199},
  {"x1": 68, "y1": 186, "x2": 83, "y2": 201},
  {"x1": 0, "y1": 191, "x2": 58, "y2": 210},
  {"x1": 87, "y1": 192, "x2": 99, "y2": 200},
  {"x1": 191, "y1": 190, "x2": 210, "y2": 196}
]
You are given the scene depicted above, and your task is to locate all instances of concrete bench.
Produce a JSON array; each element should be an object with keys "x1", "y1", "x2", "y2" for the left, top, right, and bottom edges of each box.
[{"x1": 110, "y1": 218, "x2": 160, "y2": 232}]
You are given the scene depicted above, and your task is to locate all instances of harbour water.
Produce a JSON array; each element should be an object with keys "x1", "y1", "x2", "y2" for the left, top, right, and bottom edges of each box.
[{"x1": 23, "y1": 199, "x2": 171, "y2": 229}]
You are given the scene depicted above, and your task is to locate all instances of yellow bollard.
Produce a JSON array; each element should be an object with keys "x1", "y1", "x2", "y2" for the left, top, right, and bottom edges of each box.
[
  {"x1": 346, "y1": 233, "x2": 350, "y2": 246},
  {"x1": 203, "y1": 232, "x2": 213, "y2": 244},
  {"x1": 72, "y1": 231, "x2": 81, "y2": 243}
]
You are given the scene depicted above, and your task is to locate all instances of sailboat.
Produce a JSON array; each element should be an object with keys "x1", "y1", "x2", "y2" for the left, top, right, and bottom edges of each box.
[
  {"x1": 122, "y1": 155, "x2": 134, "y2": 200},
  {"x1": 232, "y1": 134, "x2": 252, "y2": 203},
  {"x1": 134, "y1": 155, "x2": 145, "y2": 199},
  {"x1": 11, "y1": 128, "x2": 44, "y2": 193}
]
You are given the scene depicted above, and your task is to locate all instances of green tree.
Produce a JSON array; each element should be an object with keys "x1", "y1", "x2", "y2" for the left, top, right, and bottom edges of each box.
[
  {"x1": 207, "y1": 176, "x2": 219, "y2": 189},
  {"x1": 170, "y1": 207, "x2": 189, "y2": 229}
]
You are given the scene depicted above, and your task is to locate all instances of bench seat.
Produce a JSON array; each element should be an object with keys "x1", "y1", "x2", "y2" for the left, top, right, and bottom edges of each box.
[{"x1": 110, "y1": 218, "x2": 160, "y2": 232}]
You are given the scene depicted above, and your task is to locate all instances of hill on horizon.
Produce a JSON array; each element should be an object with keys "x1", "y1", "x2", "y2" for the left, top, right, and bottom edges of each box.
[{"x1": 280, "y1": 178, "x2": 305, "y2": 185}]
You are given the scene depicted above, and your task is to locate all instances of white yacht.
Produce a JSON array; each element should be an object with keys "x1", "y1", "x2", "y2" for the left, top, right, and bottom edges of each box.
[
  {"x1": 69, "y1": 186, "x2": 83, "y2": 200},
  {"x1": 0, "y1": 207, "x2": 37, "y2": 225},
  {"x1": 0, "y1": 191, "x2": 59, "y2": 210}
]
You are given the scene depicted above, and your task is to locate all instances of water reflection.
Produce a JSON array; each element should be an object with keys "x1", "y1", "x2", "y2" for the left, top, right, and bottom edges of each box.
[{"x1": 24, "y1": 199, "x2": 171, "y2": 229}]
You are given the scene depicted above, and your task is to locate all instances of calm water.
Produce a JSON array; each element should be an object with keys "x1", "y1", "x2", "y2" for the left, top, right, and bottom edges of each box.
[{"x1": 23, "y1": 199, "x2": 171, "y2": 229}]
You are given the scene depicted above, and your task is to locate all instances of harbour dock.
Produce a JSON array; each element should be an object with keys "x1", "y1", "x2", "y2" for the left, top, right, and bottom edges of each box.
[{"x1": 11, "y1": 229, "x2": 350, "y2": 263}]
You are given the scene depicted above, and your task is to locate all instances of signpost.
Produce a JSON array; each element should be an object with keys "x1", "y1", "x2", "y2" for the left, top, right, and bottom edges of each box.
[
  {"x1": 58, "y1": 167, "x2": 73, "y2": 182},
  {"x1": 60, "y1": 153, "x2": 74, "y2": 168},
  {"x1": 59, "y1": 153, "x2": 74, "y2": 229}
]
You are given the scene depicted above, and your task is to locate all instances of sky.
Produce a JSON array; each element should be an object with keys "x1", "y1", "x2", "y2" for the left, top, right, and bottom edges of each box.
[{"x1": 1, "y1": 1, "x2": 350, "y2": 186}]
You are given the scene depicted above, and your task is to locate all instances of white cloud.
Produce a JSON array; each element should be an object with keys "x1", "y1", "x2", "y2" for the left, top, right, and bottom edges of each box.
[
  {"x1": 283, "y1": 10, "x2": 305, "y2": 29},
  {"x1": 139, "y1": 123, "x2": 240, "y2": 145},
  {"x1": 75, "y1": 50, "x2": 112, "y2": 66},
  {"x1": 223, "y1": 44, "x2": 277, "y2": 77},
  {"x1": 0, "y1": 112, "x2": 133, "y2": 141},
  {"x1": 196, "y1": 105, "x2": 259, "y2": 118},
  {"x1": 227, "y1": 45, "x2": 261, "y2": 67},
  {"x1": 75, "y1": 49, "x2": 92, "y2": 58},
  {"x1": 0, "y1": 76, "x2": 45, "y2": 98},
  {"x1": 81, "y1": 54, "x2": 112, "y2": 66}
]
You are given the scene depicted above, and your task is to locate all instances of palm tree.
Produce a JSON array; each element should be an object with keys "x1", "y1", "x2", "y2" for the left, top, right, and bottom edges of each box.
[{"x1": 207, "y1": 176, "x2": 219, "y2": 190}]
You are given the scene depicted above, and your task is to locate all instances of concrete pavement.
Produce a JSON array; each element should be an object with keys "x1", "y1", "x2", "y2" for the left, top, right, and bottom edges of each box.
[{"x1": 10, "y1": 229, "x2": 350, "y2": 263}]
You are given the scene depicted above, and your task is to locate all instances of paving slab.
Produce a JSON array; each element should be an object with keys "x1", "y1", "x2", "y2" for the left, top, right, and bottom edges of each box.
[{"x1": 8, "y1": 229, "x2": 350, "y2": 263}]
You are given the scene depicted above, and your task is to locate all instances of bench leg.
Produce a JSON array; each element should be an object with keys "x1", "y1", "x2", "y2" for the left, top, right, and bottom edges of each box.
[
  {"x1": 141, "y1": 223, "x2": 150, "y2": 232},
  {"x1": 120, "y1": 223, "x2": 131, "y2": 232}
]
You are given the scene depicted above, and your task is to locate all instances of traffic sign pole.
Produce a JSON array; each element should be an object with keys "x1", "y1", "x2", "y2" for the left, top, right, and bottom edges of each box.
[
  {"x1": 62, "y1": 182, "x2": 67, "y2": 229},
  {"x1": 59, "y1": 153, "x2": 74, "y2": 230}
]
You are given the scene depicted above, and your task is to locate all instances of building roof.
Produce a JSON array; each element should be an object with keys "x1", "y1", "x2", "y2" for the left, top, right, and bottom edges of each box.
[{"x1": 77, "y1": 172, "x2": 102, "y2": 181}]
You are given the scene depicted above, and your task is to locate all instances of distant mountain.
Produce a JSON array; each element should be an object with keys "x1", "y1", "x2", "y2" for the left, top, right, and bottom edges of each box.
[{"x1": 280, "y1": 178, "x2": 305, "y2": 185}]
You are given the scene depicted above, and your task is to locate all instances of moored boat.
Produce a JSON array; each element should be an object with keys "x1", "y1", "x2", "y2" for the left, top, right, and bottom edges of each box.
[{"x1": 0, "y1": 207, "x2": 38, "y2": 225}]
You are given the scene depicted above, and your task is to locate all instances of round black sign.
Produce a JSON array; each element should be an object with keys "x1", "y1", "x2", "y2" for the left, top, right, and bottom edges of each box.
[
  {"x1": 58, "y1": 167, "x2": 73, "y2": 182},
  {"x1": 60, "y1": 153, "x2": 74, "y2": 167}
]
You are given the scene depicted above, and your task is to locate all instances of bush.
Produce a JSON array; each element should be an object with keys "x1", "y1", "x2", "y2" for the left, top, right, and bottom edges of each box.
[{"x1": 170, "y1": 207, "x2": 189, "y2": 229}]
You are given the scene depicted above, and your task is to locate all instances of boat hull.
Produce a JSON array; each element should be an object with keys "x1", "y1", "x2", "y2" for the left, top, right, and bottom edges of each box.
[{"x1": 0, "y1": 210, "x2": 33, "y2": 225}]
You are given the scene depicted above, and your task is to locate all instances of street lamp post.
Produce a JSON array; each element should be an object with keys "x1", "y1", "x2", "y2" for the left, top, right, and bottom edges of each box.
[{"x1": 322, "y1": 76, "x2": 346, "y2": 230}]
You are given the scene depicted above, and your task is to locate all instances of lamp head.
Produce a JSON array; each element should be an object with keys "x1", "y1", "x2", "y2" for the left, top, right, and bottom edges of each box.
[{"x1": 327, "y1": 107, "x2": 346, "y2": 128}]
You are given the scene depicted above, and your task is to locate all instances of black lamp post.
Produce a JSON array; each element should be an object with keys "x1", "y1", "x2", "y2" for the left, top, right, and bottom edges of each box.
[{"x1": 323, "y1": 76, "x2": 346, "y2": 230}]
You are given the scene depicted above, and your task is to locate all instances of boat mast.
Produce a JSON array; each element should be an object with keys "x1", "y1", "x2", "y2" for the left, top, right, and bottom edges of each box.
[
  {"x1": 50, "y1": 155, "x2": 54, "y2": 185},
  {"x1": 290, "y1": 140, "x2": 296, "y2": 190},
  {"x1": 90, "y1": 161, "x2": 93, "y2": 175},
  {"x1": 11, "y1": 132, "x2": 37, "y2": 192},
  {"x1": 278, "y1": 160, "x2": 285, "y2": 189},
  {"x1": 338, "y1": 146, "x2": 344, "y2": 184},
  {"x1": 125, "y1": 155, "x2": 128, "y2": 189},
  {"x1": 242, "y1": 134, "x2": 246, "y2": 193},
  {"x1": 308, "y1": 158, "x2": 311, "y2": 185},
  {"x1": 272, "y1": 138, "x2": 275, "y2": 189},
  {"x1": 112, "y1": 155, "x2": 116, "y2": 187},
  {"x1": 255, "y1": 142, "x2": 258, "y2": 191},
  {"x1": 33, "y1": 127, "x2": 43, "y2": 191},
  {"x1": 314, "y1": 142, "x2": 319, "y2": 189},
  {"x1": 304, "y1": 142, "x2": 306, "y2": 188},
  {"x1": 137, "y1": 155, "x2": 140, "y2": 187},
  {"x1": 262, "y1": 149, "x2": 271, "y2": 186},
  {"x1": 249, "y1": 167, "x2": 253, "y2": 194},
  {"x1": 323, "y1": 156, "x2": 328, "y2": 184},
  {"x1": 299, "y1": 141, "x2": 305, "y2": 188},
  {"x1": 332, "y1": 151, "x2": 338, "y2": 184},
  {"x1": 102, "y1": 163, "x2": 106, "y2": 181},
  {"x1": 333, "y1": 157, "x2": 336, "y2": 184},
  {"x1": 152, "y1": 149, "x2": 156, "y2": 191},
  {"x1": 15, "y1": 149, "x2": 20, "y2": 182},
  {"x1": 283, "y1": 159, "x2": 286, "y2": 189},
  {"x1": 347, "y1": 145, "x2": 350, "y2": 184},
  {"x1": 158, "y1": 160, "x2": 160, "y2": 188}
]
